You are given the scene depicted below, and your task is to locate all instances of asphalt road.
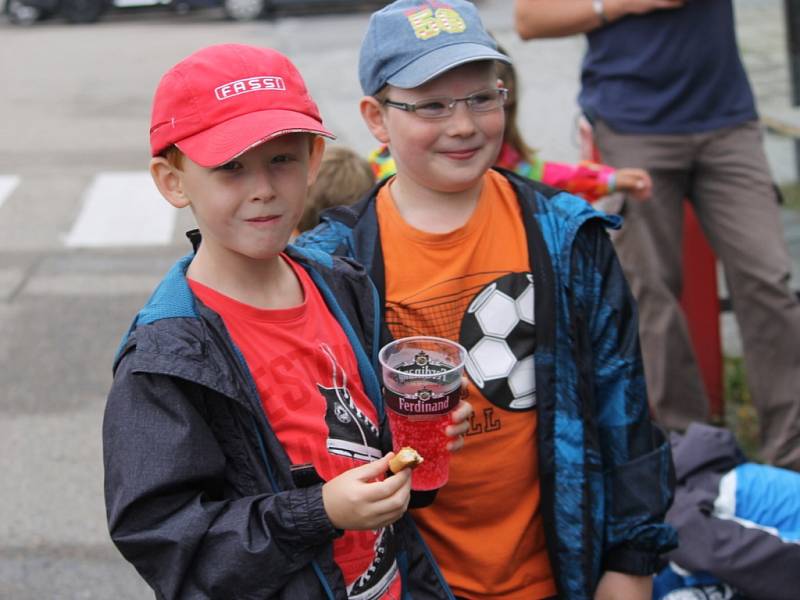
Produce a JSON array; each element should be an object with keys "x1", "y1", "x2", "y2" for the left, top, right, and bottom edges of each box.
[{"x1": 0, "y1": 3, "x2": 586, "y2": 597}]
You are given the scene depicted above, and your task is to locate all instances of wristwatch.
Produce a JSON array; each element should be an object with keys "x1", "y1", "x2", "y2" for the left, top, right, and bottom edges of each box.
[{"x1": 592, "y1": 0, "x2": 608, "y2": 25}]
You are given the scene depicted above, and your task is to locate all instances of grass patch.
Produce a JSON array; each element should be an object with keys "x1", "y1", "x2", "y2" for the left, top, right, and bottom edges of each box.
[
  {"x1": 779, "y1": 181, "x2": 800, "y2": 212},
  {"x1": 723, "y1": 356, "x2": 761, "y2": 461}
]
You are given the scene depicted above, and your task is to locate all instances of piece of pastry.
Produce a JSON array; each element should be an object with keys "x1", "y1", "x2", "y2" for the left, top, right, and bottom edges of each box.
[{"x1": 388, "y1": 447, "x2": 424, "y2": 473}]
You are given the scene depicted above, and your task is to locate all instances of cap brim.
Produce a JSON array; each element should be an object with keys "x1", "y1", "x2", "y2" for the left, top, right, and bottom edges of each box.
[
  {"x1": 176, "y1": 109, "x2": 335, "y2": 168},
  {"x1": 386, "y1": 43, "x2": 511, "y2": 91}
]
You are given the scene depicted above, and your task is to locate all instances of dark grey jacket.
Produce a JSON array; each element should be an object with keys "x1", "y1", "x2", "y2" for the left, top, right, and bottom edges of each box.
[
  {"x1": 103, "y1": 244, "x2": 453, "y2": 600},
  {"x1": 667, "y1": 423, "x2": 800, "y2": 600}
]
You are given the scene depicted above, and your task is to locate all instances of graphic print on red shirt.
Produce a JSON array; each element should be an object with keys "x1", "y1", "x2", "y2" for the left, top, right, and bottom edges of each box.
[{"x1": 189, "y1": 256, "x2": 401, "y2": 599}]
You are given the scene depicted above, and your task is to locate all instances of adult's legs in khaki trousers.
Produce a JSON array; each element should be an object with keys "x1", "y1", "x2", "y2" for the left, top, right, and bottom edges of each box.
[{"x1": 595, "y1": 120, "x2": 800, "y2": 470}]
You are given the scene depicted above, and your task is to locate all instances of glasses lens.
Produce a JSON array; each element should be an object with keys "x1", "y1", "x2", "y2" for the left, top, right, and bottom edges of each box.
[
  {"x1": 405, "y1": 89, "x2": 507, "y2": 119},
  {"x1": 414, "y1": 97, "x2": 452, "y2": 119},
  {"x1": 468, "y1": 89, "x2": 506, "y2": 113}
]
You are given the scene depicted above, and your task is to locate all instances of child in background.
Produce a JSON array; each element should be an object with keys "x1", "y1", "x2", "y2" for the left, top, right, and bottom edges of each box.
[
  {"x1": 369, "y1": 43, "x2": 652, "y2": 204},
  {"x1": 297, "y1": 145, "x2": 375, "y2": 233},
  {"x1": 102, "y1": 43, "x2": 469, "y2": 600},
  {"x1": 297, "y1": 1, "x2": 676, "y2": 598},
  {"x1": 493, "y1": 49, "x2": 651, "y2": 202}
]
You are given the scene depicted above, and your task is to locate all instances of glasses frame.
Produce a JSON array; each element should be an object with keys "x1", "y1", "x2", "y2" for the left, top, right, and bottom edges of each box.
[{"x1": 382, "y1": 87, "x2": 509, "y2": 120}]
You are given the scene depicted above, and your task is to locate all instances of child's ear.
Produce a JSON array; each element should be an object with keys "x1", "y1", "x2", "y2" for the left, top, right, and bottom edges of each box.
[
  {"x1": 360, "y1": 96, "x2": 390, "y2": 144},
  {"x1": 306, "y1": 136, "x2": 326, "y2": 187},
  {"x1": 150, "y1": 157, "x2": 189, "y2": 209}
]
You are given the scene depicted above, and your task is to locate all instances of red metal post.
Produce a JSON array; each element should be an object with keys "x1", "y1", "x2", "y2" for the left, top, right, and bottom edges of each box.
[{"x1": 679, "y1": 206, "x2": 724, "y2": 420}]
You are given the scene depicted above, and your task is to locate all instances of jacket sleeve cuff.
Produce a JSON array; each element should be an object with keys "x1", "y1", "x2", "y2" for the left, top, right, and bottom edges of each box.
[
  {"x1": 291, "y1": 484, "x2": 342, "y2": 542},
  {"x1": 602, "y1": 545, "x2": 661, "y2": 576}
]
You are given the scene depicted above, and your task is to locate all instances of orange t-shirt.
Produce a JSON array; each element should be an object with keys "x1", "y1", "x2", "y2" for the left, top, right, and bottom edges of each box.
[{"x1": 376, "y1": 171, "x2": 556, "y2": 599}]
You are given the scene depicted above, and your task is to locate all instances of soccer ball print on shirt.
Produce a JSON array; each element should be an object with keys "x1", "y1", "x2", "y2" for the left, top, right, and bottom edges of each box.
[
  {"x1": 459, "y1": 272, "x2": 536, "y2": 411},
  {"x1": 385, "y1": 270, "x2": 536, "y2": 414}
]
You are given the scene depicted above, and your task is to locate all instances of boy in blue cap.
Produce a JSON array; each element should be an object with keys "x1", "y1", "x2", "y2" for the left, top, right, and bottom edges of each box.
[{"x1": 297, "y1": 1, "x2": 677, "y2": 598}]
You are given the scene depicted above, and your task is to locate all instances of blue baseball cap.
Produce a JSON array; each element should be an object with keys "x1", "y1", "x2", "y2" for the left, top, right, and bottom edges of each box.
[{"x1": 358, "y1": 0, "x2": 511, "y2": 96}]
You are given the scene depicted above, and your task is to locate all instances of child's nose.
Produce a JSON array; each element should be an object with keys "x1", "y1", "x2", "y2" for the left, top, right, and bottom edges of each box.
[
  {"x1": 250, "y1": 167, "x2": 276, "y2": 201},
  {"x1": 445, "y1": 102, "x2": 477, "y2": 136}
]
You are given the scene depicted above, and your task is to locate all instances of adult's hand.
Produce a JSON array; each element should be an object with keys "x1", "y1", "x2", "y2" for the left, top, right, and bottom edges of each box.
[
  {"x1": 515, "y1": 0, "x2": 685, "y2": 40},
  {"x1": 608, "y1": 0, "x2": 685, "y2": 20}
]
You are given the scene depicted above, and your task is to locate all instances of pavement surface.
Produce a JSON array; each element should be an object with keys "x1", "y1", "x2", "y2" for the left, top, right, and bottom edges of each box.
[{"x1": 0, "y1": 0, "x2": 797, "y2": 598}]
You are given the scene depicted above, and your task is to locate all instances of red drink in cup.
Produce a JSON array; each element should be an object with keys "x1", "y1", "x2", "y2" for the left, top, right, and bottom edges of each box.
[{"x1": 379, "y1": 336, "x2": 466, "y2": 490}]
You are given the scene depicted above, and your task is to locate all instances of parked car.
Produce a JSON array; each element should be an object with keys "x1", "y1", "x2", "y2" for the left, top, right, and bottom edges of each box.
[
  {"x1": 3, "y1": 0, "x2": 218, "y2": 25},
  {"x1": 228, "y1": 0, "x2": 389, "y2": 23},
  {"x1": 3, "y1": 0, "x2": 386, "y2": 24}
]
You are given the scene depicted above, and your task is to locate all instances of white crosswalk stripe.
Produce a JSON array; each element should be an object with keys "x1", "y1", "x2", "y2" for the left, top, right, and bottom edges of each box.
[
  {"x1": 0, "y1": 175, "x2": 20, "y2": 211},
  {"x1": 64, "y1": 172, "x2": 177, "y2": 248}
]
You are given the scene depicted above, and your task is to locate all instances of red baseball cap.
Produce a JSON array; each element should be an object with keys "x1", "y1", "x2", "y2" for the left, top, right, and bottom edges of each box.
[{"x1": 149, "y1": 44, "x2": 334, "y2": 168}]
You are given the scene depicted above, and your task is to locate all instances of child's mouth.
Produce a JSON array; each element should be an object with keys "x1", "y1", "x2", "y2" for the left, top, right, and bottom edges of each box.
[
  {"x1": 246, "y1": 215, "x2": 280, "y2": 224},
  {"x1": 442, "y1": 149, "x2": 478, "y2": 160}
]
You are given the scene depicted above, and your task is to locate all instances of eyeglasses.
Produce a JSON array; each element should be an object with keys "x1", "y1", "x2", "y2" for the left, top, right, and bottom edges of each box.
[{"x1": 382, "y1": 88, "x2": 509, "y2": 120}]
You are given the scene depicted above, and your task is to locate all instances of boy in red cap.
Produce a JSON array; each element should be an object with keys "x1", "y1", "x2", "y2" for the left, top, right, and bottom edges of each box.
[
  {"x1": 297, "y1": 1, "x2": 677, "y2": 599},
  {"x1": 102, "y1": 43, "x2": 469, "y2": 600}
]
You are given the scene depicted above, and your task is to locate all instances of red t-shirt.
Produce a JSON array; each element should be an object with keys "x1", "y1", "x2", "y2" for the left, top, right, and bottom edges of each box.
[{"x1": 189, "y1": 255, "x2": 401, "y2": 599}]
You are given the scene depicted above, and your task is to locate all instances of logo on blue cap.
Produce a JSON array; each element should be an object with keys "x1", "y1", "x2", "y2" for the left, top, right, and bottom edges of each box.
[
  {"x1": 405, "y1": 3, "x2": 466, "y2": 40},
  {"x1": 358, "y1": 0, "x2": 511, "y2": 96}
]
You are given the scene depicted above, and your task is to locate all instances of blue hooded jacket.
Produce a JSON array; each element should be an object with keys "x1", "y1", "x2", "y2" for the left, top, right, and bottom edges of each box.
[{"x1": 296, "y1": 169, "x2": 678, "y2": 598}]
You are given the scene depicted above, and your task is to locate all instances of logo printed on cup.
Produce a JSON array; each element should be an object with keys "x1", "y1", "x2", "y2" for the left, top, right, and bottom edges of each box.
[
  {"x1": 389, "y1": 351, "x2": 450, "y2": 384},
  {"x1": 384, "y1": 350, "x2": 461, "y2": 416},
  {"x1": 385, "y1": 386, "x2": 461, "y2": 416},
  {"x1": 380, "y1": 336, "x2": 466, "y2": 491}
]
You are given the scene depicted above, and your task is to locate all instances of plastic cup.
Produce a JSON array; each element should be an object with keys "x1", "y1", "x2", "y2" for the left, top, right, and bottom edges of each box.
[{"x1": 379, "y1": 336, "x2": 466, "y2": 490}]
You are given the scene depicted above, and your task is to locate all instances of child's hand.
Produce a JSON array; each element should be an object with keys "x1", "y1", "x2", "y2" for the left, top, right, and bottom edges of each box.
[
  {"x1": 594, "y1": 571, "x2": 652, "y2": 600},
  {"x1": 445, "y1": 394, "x2": 473, "y2": 452},
  {"x1": 322, "y1": 454, "x2": 411, "y2": 531},
  {"x1": 614, "y1": 168, "x2": 652, "y2": 201}
]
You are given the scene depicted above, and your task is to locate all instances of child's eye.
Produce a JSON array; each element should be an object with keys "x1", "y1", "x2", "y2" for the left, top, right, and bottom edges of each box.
[
  {"x1": 415, "y1": 99, "x2": 449, "y2": 117},
  {"x1": 271, "y1": 154, "x2": 295, "y2": 164},
  {"x1": 470, "y1": 92, "x2": 494, "y2": 106},
  {"x1": 216, "y1": 161, "x2": 242, "y2": 171}
]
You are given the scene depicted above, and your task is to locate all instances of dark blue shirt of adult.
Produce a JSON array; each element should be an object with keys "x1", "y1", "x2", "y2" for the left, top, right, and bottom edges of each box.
[{"x1": 579, "y1": 0, "x2": 758, "y2": 134}]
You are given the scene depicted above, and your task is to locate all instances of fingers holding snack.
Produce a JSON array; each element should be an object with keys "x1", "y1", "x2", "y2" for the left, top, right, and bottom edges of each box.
[
  {"x1": 388, "y1": 447, "x2": 424, "y2": 474},
  {"x1": 323, "y1": 454, "x2": 411, "y2": 530}
]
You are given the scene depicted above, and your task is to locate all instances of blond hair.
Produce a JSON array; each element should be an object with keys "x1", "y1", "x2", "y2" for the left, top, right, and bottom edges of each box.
[
  {"x1": 162, "y1": 145, "x2": 185, "y2": 169},
  {"x1": 298, "y1": 145, "x2": 374, "y2": 232},
  {"x1": 494, "y1": 45, "x2": 537, "y2": 162}
]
